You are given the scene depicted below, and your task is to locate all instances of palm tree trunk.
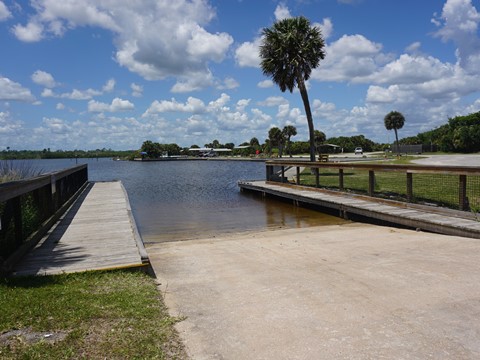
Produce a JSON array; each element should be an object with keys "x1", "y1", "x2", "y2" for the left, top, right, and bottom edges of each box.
[
  {"x1": 394, "y1": 128, "x2": 400, "y2": 156},
  {"x1": 297, "y1": 78, "x2": 316, "y2": 162}
]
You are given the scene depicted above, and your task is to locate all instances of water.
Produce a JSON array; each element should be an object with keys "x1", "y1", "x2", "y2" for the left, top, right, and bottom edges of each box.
[{"x1": 11, "y1": 158, "x2": 347, "y2": 243}]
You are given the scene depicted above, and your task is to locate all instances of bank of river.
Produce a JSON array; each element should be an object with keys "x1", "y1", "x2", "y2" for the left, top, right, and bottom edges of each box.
[{"x1": 12, "y1": 158, "x2": 347, "y2": 242}]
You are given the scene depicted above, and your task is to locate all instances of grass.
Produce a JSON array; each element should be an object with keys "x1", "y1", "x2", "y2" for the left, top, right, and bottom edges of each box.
[
  {"x1": 298, "y1": 157, "x2": 480, "y2": 210},
  {"x1": 0, "y1": 270, "x2": 187, "y2": 359},
  {"x1": 0, "y1": 160, "x2": 43, "y2": 183}
]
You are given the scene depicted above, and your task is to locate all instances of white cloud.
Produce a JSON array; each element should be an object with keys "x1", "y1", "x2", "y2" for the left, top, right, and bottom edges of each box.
[
  {"x1": 143, "y1": 96, "x2": 206, "y2": 116},
  {"x1": 257, "y1": 80, "x2": 273, "y2": 88},
  {"x1": 236, "y1": 99, "x2": 251, "y2": 112},
  {"x1": 56, "y1": 103, "x2": 65, "y2": 110},
  {"x1": 0, "y1": 111, "x2": 23, "y2": 135},
  {"x1": 315, "y1": 18, "x2": 333, "y2": 40},
  {"x1": 0, "y1": 1, "x2": 11, "y2": 21},
  {"x1": 88, "y1": 97, "x2": 134, "y2": 112},
  {"x1": 10, "y1": 0, "x2": 234, "y2": 91},
  {"x1": 31, "y1": 70, "x2": 57, "y2": 88},
  {"x1": 433, "y1": 0, "x2": 480, "y2": 73},
  {"x1": 42, "y1": 87, "x2": 102, "y2": 100},
  {"x1": 12, "y1": 21, "x2": 44, "y2": 42},
  {"x1": 235, "y1": 37, "x2": 262, "y2": 68},
  {"x1": 131, "y1": 83, "x2": 143, "y2": 97},
  {"x1": 312, "y1": 34, "x2": 385, "y2": 82},
  {"x1": 257, "y1": 96, "x2": 288, "y2": 107},
  {"x1": 274, "y1": 3, "x2": 291, "y2": 21},
  {"x1": 217, "y1": 77, "x2": 239, "y2": 90},
  {"x1": 102, "y1": 78, "x2": 115, "y2": 92},
  {"x1": 0, "y1": 76, "x2": 36, "y2": 102}
]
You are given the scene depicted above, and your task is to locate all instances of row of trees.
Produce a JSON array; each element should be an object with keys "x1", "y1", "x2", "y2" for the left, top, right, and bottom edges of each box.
[
  {"x1": 0, "y1": 148, "x2": 133, "y2": 160},
  {"x1": 398, "y1": 111, "x2": 480, "y2": 153}
]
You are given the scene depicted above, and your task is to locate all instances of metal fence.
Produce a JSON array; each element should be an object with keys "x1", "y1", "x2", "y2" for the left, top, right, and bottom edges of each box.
[
  {"x1": 0, "y1": 164, "x2": 88, "y2": 272},
  {"x1": 266, "y1": 160, "x2": 480, "y2": 212}
]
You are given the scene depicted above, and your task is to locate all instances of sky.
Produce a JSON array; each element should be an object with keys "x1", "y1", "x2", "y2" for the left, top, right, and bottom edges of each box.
[{"x1": 1, "y1": 0, "x2": 480, "y2": 151}]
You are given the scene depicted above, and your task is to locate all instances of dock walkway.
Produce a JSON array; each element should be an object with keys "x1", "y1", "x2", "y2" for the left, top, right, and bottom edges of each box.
[
  {"x1": 239, "y1": 180, "x2": 480, "y2": 239},
  {"x1": 13, "y1": 181, "x2": 149, "y2": 276}
]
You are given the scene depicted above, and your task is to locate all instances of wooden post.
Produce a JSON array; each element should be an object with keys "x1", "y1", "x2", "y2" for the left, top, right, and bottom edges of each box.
[
  {"x1": 459, "y1": 174, "x2": 467, "y2": 210},
  {"x1": 266, "y1": 165, "x2": 272, "y2": 181},
  {"x1": 12, "y1": 197, "x2": 23, "y2": 246},
  {"x1": 281, "y1": 166, "x2": 285, "y2": 183},
  {"x1": 339, "y1": 169, "x2": 344, "y2": 191},
  {"x1": 315, "y1": 168, "x2": 319, "y2": 188},
  {"x1": 368, "y1": 170, "x2": 375, "y2": 197},
  {"x1": 296, "y1": 167, "x2": 300, "y2": 185},
  {"x1": 406, "y1": 172, "x2": 413, "y2": 202}
]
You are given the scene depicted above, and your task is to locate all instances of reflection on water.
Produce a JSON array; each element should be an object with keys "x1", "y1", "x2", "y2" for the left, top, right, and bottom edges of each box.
[{"x1": 16, "y1": 158, "x2": 347, "y2": 242}]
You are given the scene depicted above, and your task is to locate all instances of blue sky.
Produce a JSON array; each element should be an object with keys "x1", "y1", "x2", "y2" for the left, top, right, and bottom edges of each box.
[{"x1": 1, "y1": 0, "x2": 480, "y2": 150}]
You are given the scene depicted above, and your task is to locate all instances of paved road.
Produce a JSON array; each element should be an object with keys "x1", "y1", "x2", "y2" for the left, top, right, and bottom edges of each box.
[
  {"x1": 412, "y1": 154, "x2": 480, "y2": 166},
  {"x1": 148, "y1": 224, "x2": 480, "y2": 359}
]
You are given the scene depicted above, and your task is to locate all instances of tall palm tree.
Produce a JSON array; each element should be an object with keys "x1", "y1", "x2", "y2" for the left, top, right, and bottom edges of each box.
[
  {"x1": 282, "y1": 125, "x2": 297, "y2": 157},
  {"x1": 260, "y1": 16, "x2": 325, "y2": 162},
  {"x1": 384, "y1": 111, "x2": 405, "y2": 156}
]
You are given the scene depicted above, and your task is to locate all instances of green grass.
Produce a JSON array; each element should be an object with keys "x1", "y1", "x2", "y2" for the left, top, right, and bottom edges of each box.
[
  {"x1": 0, "y1": 270, "x2": 187, "y2": 359},
  {"x1": 299, "y1": 162, "x2": 480, "y2": 210}
]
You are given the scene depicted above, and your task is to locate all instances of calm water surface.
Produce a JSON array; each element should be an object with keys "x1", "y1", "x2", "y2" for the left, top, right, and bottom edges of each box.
[{"x1": 18, "y1": 158, "x2": 346, "y2": 243}]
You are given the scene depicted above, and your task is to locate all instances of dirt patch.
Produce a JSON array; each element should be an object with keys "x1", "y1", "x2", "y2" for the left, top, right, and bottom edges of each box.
[{"x1": 0, "y1": 327, "x2": 69, "y2": 347}]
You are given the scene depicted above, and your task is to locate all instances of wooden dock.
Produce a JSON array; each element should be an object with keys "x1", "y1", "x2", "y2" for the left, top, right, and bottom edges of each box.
[
  {"x1": 239, "y1": 180, "x2": 480, "y2": 239},
  {"x1": 13, "y1": 181, "x2": 149, "y2": 276}
]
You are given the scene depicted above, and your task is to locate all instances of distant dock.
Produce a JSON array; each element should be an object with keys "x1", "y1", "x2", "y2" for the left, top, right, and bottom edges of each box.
[{"x1": 13, "y1": 181, "x2": 149, "y2": 276}]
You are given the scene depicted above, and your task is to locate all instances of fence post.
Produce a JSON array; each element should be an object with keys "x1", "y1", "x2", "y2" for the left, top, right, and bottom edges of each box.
[
  {"x1": 406, "y1": 172, "x2": 413, "y2": 202},
  {"x1": 459, "y1": 175, "x2": 467, "y2": 210},
  {"x1": 339, "y1": 169, "x2": 344, "y2": 191},
  {"x1": 281, "y1": 166, "x2": 285, "y2": 183},
  {"x1": 12, "y1": 197, "x2": 23, "y2": 247},
  {"x1": 368, "y1": 170, "x2": 375, "y2": 196},
  {"x1": 315, "y1": 168, "x2": 319, "y2": 187},
  {"x1": 296, "y1": 167, "x2": 300, "y2": 185}
]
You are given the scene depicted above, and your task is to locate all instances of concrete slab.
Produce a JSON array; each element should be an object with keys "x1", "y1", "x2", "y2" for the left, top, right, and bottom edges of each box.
[{"x1": 148, "y1": 223, "x2": 480, "y2": 359}]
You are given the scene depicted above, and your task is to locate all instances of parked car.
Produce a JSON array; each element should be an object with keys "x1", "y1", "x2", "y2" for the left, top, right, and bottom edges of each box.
[{"x1": 354, "y1": 147, "x2": 363, "y2": 155}]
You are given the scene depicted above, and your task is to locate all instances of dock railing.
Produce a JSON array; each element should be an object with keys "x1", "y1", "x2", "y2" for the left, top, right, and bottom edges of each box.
[
  {"x1": 0, "y1": 164, "x2": 88, "y2": 272},
  {"x1": 266, "y1": 160, "x2": 480, "y2": 212}
]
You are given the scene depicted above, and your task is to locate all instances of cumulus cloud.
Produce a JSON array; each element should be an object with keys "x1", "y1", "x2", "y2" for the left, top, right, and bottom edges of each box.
[
  {"x1": 11, "y1": 0, "x2": 234, "y2": 91},
  {"x1": 0, "y1": 76, "x2": 36, "y2": 102},
  {"x1": 274, "y1": 3, "x2": 291, "y2": 21},
  {"x1": 0, "y1": 111, "x2": 23, "y2": 135},
  {"x1": 12, "y1": 21, "x2": 44, "y2": 42},
  {"x1": 432, "y1": 0, "x2": 480, "y2": 73},
  {"x1": 143, "y1": 96, "x2": 206, "y2": 116},
  {"x1": 31, "y1": 70, "x2": 57, "y2": 88},
  {"x1": 312, "y1": 34, "x2": 384, "y2": 82},
  {"x1": 0, "y1": 1, "x2": 11, "y2": 21},
  {"x1": 42, "y1": 87, "x2": 101, "y2": 100},
  {"x1": 257, "y1": 80, "x2": 273, "y2": 88},
  {"x1": 315, "y1": 18, "x2": 333, "y2": 40},
  {"x1": 88, "y1": 97, "x2": 134, "y2": 112},
  {"x1": 131, "y1": 83, "x2": 143, "y2": 97},
  {"x1": 102, "y1": 78, "x2": 115, "y2": 92},
  {"x1": 235, "y1": 37, "x2": 262, "y2": 68}
]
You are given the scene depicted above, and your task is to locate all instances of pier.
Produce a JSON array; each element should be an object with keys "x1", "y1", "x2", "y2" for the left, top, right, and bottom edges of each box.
[
  {"x1": 11, "y1": 181, "x2": 149, "y2": 276},
  {"x1": 239, "y1": 157, "x2": 480, "y2": 239}
]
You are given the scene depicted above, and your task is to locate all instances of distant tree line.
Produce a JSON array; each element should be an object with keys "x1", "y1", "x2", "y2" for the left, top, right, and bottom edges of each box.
[
  {"x1": 0, "y1": 148, "x2": 134, "y2": 160},
  {"x1": 399, "y1": 111, "x2": 480, "y2": 153}
]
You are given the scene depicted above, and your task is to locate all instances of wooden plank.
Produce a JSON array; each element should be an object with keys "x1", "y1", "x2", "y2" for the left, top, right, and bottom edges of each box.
[
  {"x1": 238, "y1": 180, "x2": 480, "y2": 239},
  {"x1": 12, "y1": 181, "x2": 147, "y2": 276}
]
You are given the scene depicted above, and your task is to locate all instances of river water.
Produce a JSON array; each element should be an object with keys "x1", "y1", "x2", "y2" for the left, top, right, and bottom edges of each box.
[{"x1": 13, "y1": 158, "x2": 346, "y2": 243}]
